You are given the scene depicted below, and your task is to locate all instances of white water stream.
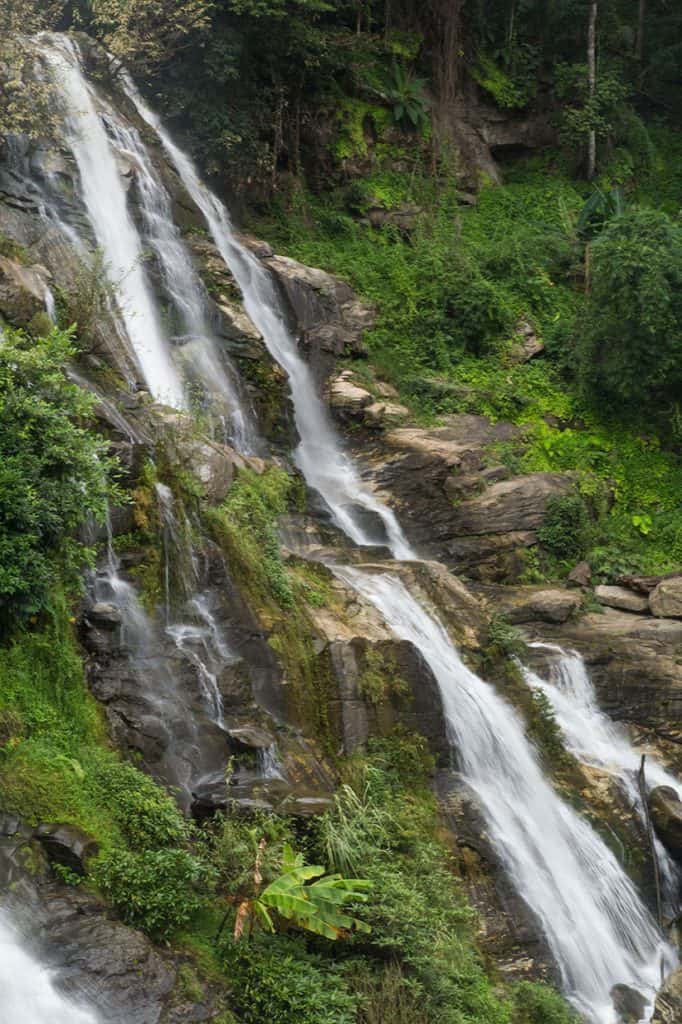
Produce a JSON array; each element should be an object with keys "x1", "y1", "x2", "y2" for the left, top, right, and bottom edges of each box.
[
  {"x1": 336, "y1": 570, "x2": 674, "y2": 1022},
  {"x1": 522, "y1": 645, "x2": 682, "y2": 913},
  {"x1": 40, "y1": 35, "x2": 185, "y2": 408},
  {"x1": 0, "y1": 913, "x2": 98, "y2": 1024},
  {"x1": 121, "y1": 76, "x2": 413, "y2": 560}
]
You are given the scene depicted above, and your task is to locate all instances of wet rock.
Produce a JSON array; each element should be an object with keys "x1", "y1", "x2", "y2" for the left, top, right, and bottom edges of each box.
[
  {"x1": 650, "y1": 577, "x2": 682, "y2": 619},
  {"x1": 568, "y1": 560, "x2": 592, "y2": 588},
  {"x1": 264, "y1": 252, "x2": 375, "y2": 386},
  {"x1": 225, "y1": 724, "x2": 275, "y2": 751},
  {"x1": 611, "y1": 983, "x2": 648, "y2": 1022},
  {"x1": 0, "y1": 255, "x2": 51, "y2": 326},
  {"x1": 649, "y1": 786, "x2": 682, "y2": 862},
  {"x1": 35, "y1": 824, "x2": 99, "y2": 876},
  {"x1": 653, "y1": 966, "x2": 682, "y2": 1023},
  {"x1": 595, "y1": 585, "x2": 650, "y2": 614},
  {"x1": 86, "y1": 602, "x2": 122, "y2": 627}
]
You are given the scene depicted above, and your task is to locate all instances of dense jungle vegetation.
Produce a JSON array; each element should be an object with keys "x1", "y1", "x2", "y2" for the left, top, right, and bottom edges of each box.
[{"x1": 0, "y1": 1, "x2": 681, "y2": 1022}]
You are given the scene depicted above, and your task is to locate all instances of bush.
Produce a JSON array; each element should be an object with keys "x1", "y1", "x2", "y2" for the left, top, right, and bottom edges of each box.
[
  {"x1": 578, "y1": 208, "x2": 682, "y2": 415},
  {"x1": 221, "y1": 935, "x2": 357, "y2": 1024},
  {"x1": 95, "y1": 847, "x2": 208, "y2": 939},
  {"x1": 89, "y1": 760, "x2": 192, "y2": 850},
  {"x1": 537, "y1": 493, "x2": 591, "y2": 561},
  {"x1": 0, "y1": 327, "x2": 113, "y2": 630},
  {"x1": 510, "y1": 981, "x2": 578, "y2": 1024}
]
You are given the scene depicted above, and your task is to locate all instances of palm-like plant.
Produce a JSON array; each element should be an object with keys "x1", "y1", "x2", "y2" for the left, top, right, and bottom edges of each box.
[
  {"x1": 233, "y1": 840, "x2": 371, "y2": 941},
  {"x1": 382, "y1": 61, "x2": 429, "y2": 132}
]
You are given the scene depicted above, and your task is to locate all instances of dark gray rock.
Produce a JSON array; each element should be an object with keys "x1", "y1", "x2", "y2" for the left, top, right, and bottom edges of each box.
[
  {"x1": 649, "y1": 787, "x2": 682, "y2": 863},
  {"x1": 35, "y1": 824, "x2": 99, "y2": 876},
  {"x1": 611, "y1": 983, "x2": 648, "y2": 1023}
]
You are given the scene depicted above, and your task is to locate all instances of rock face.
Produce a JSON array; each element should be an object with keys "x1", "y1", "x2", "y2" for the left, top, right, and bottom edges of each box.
[
  {"x1": 0, "y1": 829, "x2": 228, "y2": 1024},
  {"x1": 0, "y1": 255, "x2": 51, "y2": 327},
  {"x1": 653, "y1": 967, "x2": 682, "y2": 1024},
  {"x1": 650, "y1": 577, "x2": 682, "y2": 619},
  {"x1": 264, "y1": 252, "x2": 375, "y2": 387},
  {"x1": 648, "y1": 786, "x2": 682, "y2": 863}
]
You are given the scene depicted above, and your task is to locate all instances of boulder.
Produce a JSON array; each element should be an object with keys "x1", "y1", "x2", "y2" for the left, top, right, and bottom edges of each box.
[
  {"x1": 595, "y1": 585, "x2": 650, "y2": 614},
  {"x1": 449, "y1": 473, "x2": 573, "y2": 537},
  {"x1": 611, "y1": 984, "x2": 648, "y2": 1023},
  {"x1": 653, "y1": 967, "x2": 682, "y2": 1024},
  {"x1": 505, "y1": 588, "x2": 581, "y2": 625},
  {"x1": 509, "y1": 319, "x2": 544, "y2": 364},
  {"x1": 650, "y1": 578, "x2": 682, "y2": 619},
  {"x1": 328, "y1": 371, "x2": 373, "y2": 415},
  {"x1": 0, "y1": 255, "x2": 51, "y2": 327},
  {"x1": 648, "y1": 786, "x2": 682, "y2": 862},
  {"x1": 35, "y1": 824, "x2": 99, "y2": 876},
  {"x1": 568, "y1": 561, "x2": 592, "y2": 588}
]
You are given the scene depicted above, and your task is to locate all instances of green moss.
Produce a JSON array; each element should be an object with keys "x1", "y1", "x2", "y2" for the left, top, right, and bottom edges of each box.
[{"x1": 358, "y1": 647, "x2": 410, "y2": 706}]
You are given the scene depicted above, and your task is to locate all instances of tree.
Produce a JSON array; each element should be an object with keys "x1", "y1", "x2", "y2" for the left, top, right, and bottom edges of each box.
[
  {"x1": 0, "y1": 0, "x2": 64, "y2": 138},
  {"x1": 577, "y1": 209, "x2": 682, "y2": 414},
  {"x1": 586, "y1": 0, "x2": 597, "y2": 179},
  {"x1": 232, "y1": 840, "x2": 372, "y2": 941},
  {"x1": 0, "y1": 327, "x2": 113, "y2": 629},
  {"x1": 85, "y1": 0, "x2": 213, "y2": 70}
]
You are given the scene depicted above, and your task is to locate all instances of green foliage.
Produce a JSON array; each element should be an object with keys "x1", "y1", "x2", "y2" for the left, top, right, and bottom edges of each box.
[
  {"x1": 380, "y1": 62, "x2": 429, "y2": 133},
  {"x1": 473, "y1": 55, "x2": 533, "y2": 110},
  {"x1": 578, "y1": 207, "x2": 682, "y2": 412},
  {"x1": 95, "y1": 847, "x2": 208, "y2": 939},
  {"x1": 510, "y1": 981, "x2": 578, "y2": 1024},
  {"x1": 0, "y1": 327, "x2": 114, "y2": 629},
  {"x1": 222, "y1": 935, "x2": 357, "y2": 1024},
  {"x1": 358, "y1": 647, "x2": 409, "y2": 705},
  {"x1": 235, "y1": 841, "x2": 371, "y2": 941},
  {"x1": 207, "y1": 466, "x2": 295, "y2": 608},
  {"x1": 537, "y1": 493, "x2": 591, "y2": 562},
  {"x1": 484, "y1": 615, "x2": 526, "y2": 662},
  {"x1": 526, "y1": 691, "x2": 571, "y2": 771}
]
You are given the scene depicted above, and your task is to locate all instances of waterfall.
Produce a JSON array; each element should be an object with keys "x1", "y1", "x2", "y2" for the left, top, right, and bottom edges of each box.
[
  {"x1": 13, "y1": 40, "x2": 677, "y2": 1019},
  {"x1": 39, "y1": 34, "x2": 186, "y2": 408},
  {"x1": 120, "y1": 75, "x2": 413, "y2": 560},
  {"x1": 114, "y1": 73, "x2": 679, "y2": 1020},
  {"x1": 522, "y1": 644, "x2": 682, "y2": 915},
  {"x1": 335, "y1": 568, "x2": 674, "y2": 1022},
  {"x1": 0, "y1": 913, "x2": 98, "y2": 1024}
]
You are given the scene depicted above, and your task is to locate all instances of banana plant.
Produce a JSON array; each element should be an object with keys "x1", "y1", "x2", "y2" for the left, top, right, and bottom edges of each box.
[{"x1": 233, "y1": 841, "x2": 371, "y2": 941}]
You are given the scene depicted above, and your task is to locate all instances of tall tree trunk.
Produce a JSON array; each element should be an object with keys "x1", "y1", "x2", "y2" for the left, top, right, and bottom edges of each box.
[
  {"x1": 635, "y1": 0, "x2": 646, "y2": 61},
  {"x1": 587, "y1": 0, "x2": 598, "y2": 180}
]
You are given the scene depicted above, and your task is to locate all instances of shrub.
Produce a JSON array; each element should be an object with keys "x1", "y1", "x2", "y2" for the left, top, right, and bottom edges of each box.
[
  {"x1": 537, "y1": 493, "x2": 591, "y2": 561},
  {"x1": 510, "y1": 981, "x2": 578, "y2": 1024},
  {"x1": 0, "y1": 327, "x2": 113, "y2": 630},
  {"x1": 221, "y1": 935, "x2": 357, "y2": 1024},
  {"x1": 90, "y1": 759, "x2": 192, "y2": 849},
  {"x1": 95, "y1": 847, "x2": 208, "y2": 939},
  {"x1": 578, "y1": 208, "x2": 682, "y2": 415}
]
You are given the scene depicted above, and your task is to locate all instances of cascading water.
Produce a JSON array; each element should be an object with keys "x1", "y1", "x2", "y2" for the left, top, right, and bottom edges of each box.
[
  {"x1": 0, "y1": 912, "x2": 98, "y2": 1024},
  {"x1": 104, "y1": 115, "x2": 256, "y2": 450},
  {"x1": 335, "y1": 568, "x2": 675, "y2": 1022},
  {"x1": 39, "y1": 34, "x2": 186, "y2": 408},
  {"x1": 117, "y1": 74, "x2": 679, "y2": 1019},
  {"x1": 16, "y1": 41, "x2": 677, "y2": 1019},
  {"x1": 522, "y1": 644, "x2": 682, "y2": 915},
  {"x1": 121, "y1": 76, "x2": 413, "y2": 560}
]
